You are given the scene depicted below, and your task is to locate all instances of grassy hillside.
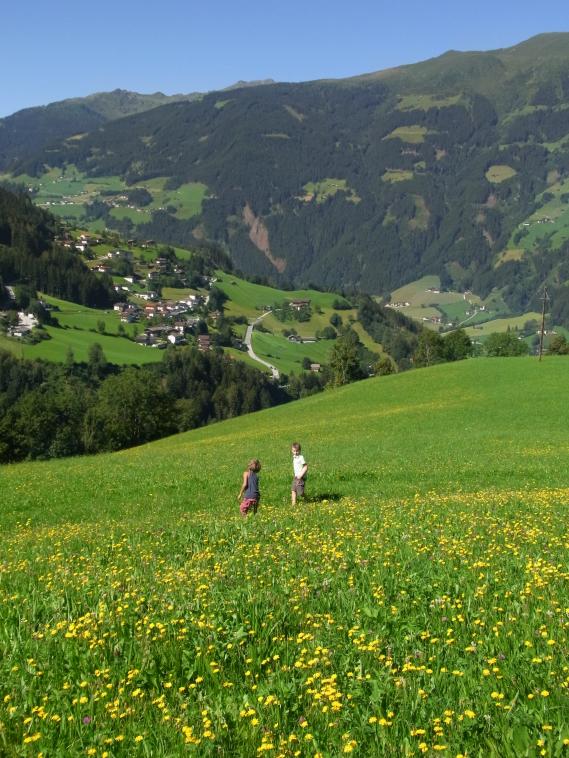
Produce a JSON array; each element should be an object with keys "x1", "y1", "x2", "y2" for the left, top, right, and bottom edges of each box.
[{"x1": 2, "y1": 358, "x2": 569, "y2": 755}]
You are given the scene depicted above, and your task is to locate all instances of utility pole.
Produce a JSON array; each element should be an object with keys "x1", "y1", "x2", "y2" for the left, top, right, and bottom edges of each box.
[{"x1": 538, "y1": 287, "x2": 549, "y2": 361}]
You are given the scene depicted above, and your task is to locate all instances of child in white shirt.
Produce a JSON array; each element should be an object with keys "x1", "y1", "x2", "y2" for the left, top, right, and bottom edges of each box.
[{"x1": 291, "y1": 442, "x2": 308, "y2": 505}]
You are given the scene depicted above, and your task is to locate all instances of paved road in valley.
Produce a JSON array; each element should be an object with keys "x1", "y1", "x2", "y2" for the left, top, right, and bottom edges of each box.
[{"x1": 244, "y1": 313, "x2": 280, "y2": 379}]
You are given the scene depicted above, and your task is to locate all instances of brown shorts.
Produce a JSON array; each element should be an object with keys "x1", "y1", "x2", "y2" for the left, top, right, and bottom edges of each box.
[{"x1": 291, "y1": 477, "x2": 305, "y2": 495}]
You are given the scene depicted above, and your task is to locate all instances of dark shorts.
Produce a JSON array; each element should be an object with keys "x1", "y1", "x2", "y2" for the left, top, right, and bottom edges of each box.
[{"x1": 291, "y1": 477, "x2": 305, "y2": 496}]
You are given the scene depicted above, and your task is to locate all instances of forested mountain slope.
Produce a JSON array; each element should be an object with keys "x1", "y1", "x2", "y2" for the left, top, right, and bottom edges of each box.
[{"x1": 8, "y1": 34, "x2": 569, "y2": 317}]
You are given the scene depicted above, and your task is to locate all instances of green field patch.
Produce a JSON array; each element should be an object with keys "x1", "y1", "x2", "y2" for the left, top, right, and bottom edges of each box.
[
  {"x1": 161, "y1": 286, "x2": 203, "y2": 301},
  {"x1": 284, "y1": 104, "x2": 305, "y2": 121},
  {"x1": 485, "y1": 164, "x2": 517, "y2": 183},
  {"x1": 214, "y1": 99, "x2": 232, "y2": 109},
  {"x1": 41, "y1": 294, "x2": 136, "y2": 337},
  {"x1": 437, "y1": 300, "x2": 473, "y2": 321},
  {"x1": 15, "y1": 167, "x2": 208, "y2": 228},
  {"x1": 384, "y1": 125, "x2": 428, "y2": 143},
  {"x1": 409, "y1": 195, "x2": 430, "y2": 230},
  {"x1": 109, "y1": 206, "x2": 151, "y2": 223},
  {"x1": 509, "y1": 181, "x2": 569, "y2": 252},
  {"x1": 261, "y1": 307, "x2": 358, "y2": 342},
  {"x1": 44, "y1": 203, "x2": 87, "y2": 220},
  {"x1": 3, "y1": 327, "x2": 161, "y2": 364},
  {"x1": 381, "y1": 169, "x2": 414, "y2": 183},
  {"x1": 495, "y1": 247, "x2": 526, "y2": 266},
  {"x1": 0, "y1": 333, "x2": 25, "y2": 358},
  {"x1": 135, "y1": 176, "x2": 168, "y2": 191},
  {"x1": 542, "y1": 133, "x2": 569, "y2": 151},
  {"x1": 391, "y1": 275, "x2": 470, "y2": 308},
  {"x1": 171, "y1": 182, "x2": 208, "y2": 219},
  {"x1": 404, "y1": 305, "x2": 444, "y2": 324},
  {"x1": 251, "y1": 330, "x2": 334, "y2": 375},
  {"x1": 396, "y1": 93, "x2": 463, "y2": 111},
  {"x1": 215, "y1": 272, "x2": 341, "y2": 319},
  {"x1": 222, "y1": 346, "x2": 265, "y2": 371},
  {"x1": 464, "y1": 311, "x2": 542, "y2": 337},
  {"x1": 300, "y1": 178, "x2": 360, "y2": 203},
  {"x1": 0, "y1": 293, "x2": 166, "y2": 365}
]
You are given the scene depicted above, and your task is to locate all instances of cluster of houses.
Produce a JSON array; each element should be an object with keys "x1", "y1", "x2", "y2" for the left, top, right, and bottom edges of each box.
[
  {"x1": 521, "y1": 217, "x2": 554, "y2": 227},
  {"x1": 113, "y1": 292, "x2": 217, "y2": 350},
  {"x1": 114, "y1": 293, "x2": 209, "y2": 321},
  {"x1": 388, "y1": 300, "x2": 411, "y2": 309},
  {"x1": 133, "y1": 322, "x2": 213, "y2": 350}
]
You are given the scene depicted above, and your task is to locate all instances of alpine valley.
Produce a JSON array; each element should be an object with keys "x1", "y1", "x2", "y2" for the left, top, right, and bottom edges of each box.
[{"x1": 3, "y1": 33, "x2": 569, "y2": 325}]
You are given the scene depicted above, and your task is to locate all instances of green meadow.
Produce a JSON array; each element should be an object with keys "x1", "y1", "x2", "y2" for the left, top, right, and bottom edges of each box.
[
  {"x1": 8, "y1": 326, "x2": 161, "y2": 365},
  {"x1": 251, "y1": 331, "x2": 334, "y2": 375},
  {"x1": 0, "y1": 294, "x2": 162, "y2": 365},
  {"x1": 300, "y1": 179, "x2": 360, "y2": 204},
  {"x1": 215, "y1": 274, "x2": 342, "y2": 318},
  {"x1": 1, "y1": 358, "x2": 569, "y2": 756},
  {"x1": 464, "y1": 312, "x2": 542, "y2": 338},
  {"x1": 485, "y1": 165, "x2": 517, "y2": 183},
  {"x1": 504, "y1": 177, "x2": 569, "y2": 253},
  {"x1": 5, "y1": 166, "x2": 208, "y2": 229},
  {"x1": 385, "y1": 126, "x2": 428, "y2": 144}
]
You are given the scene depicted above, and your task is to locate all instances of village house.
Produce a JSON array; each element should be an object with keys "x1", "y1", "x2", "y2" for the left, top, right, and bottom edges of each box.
[
  {"x1": 167, "y1": 333, "x2": 187, "y2": 346},
  {"x1": 9, "y1": 326, "x2": 31, "y2": 338},
  {"x1": 135, "y1": 333, "x2": 156, "y2": 346},
  {"x1": 145, "y1": 325, "x2": 169, "y2": 339},
  {"x1": 387, "y1": 301, "x2": 410, "y2": 308},
  {"x1": 144, "y1": 304, "x2": 158, "y2": 318},
  {"x1": 310, "y1": 363, "x2": 321, "y2": 372},
  {"x1": 290, "y1": 299, "x2": 311, "y2": 311},
  {"x1": 107, "y1": 249, "x2": 133, "y2": 261},
  {"x1": 137, "y1": 291, "x2": 158, "y2": 301},
  {"x1": 183, "y1": 294, "x2": 204, "y2": 310},
  {"x1": 18, "y1": 312, "x2": 39, "y2": 330}
]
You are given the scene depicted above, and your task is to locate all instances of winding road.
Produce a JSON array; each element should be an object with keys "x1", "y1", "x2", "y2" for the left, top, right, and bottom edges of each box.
[{"x1": 244, "y1": 313, "x2": 280, "y2": 380}]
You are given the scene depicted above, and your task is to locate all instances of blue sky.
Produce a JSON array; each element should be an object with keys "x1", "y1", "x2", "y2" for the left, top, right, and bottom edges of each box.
[{"x1": 2, "y1": 0, "x2": 569, "y2": 117}]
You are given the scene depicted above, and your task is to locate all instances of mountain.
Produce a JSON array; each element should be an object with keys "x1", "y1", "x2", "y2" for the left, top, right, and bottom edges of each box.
[
  {"x1": 0, "y1": 82, "x2": 276, "y2": 172},
  {"x1": 7, "y1": 34, "x2": 569, "y2": 318},
  {"x1": 0, "y1": 89, "x2": 200, "y2": 170}
]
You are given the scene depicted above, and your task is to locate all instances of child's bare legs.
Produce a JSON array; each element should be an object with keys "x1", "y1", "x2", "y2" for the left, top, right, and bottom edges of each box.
[{"x1": 291, "y1": 489, "x2": 297, "y2": 506}]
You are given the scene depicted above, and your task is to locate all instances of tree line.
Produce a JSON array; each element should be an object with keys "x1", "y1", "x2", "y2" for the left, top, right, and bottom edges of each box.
[
  {"x1": 0, "y1": 345, "x2": 287, "y2": 463},
  {"x1": 0, "y1": 187, "x2": 117, "y2": 308}
]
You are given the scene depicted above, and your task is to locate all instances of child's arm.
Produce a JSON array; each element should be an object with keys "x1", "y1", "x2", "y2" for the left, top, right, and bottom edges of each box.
[
  {"x1": 299, "y1": 462, "x2": 308, "y2": 479},
  {"x1": 238, "y1": 471, "x2": 249, "y2": 500}
]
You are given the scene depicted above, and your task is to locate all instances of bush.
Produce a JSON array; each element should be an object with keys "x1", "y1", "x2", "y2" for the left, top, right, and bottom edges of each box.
[{"x1": 485, "y1": 332, "x2": 529, "y2": 357}]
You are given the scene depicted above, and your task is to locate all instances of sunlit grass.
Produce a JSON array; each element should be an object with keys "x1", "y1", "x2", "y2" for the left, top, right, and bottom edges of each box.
[{"x1": 1, "y1": 358, "x2": 569, "y2": 755}]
